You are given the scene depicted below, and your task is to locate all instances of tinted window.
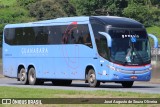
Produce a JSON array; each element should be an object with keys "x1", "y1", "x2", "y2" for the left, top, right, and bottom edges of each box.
[
  {"x1": 48, "y1": 26, "x2": 62, "y2": 44},
  {"x1": 96, "y1": 35, "x2": 110, "y2": 59},
  {"x1": 90, "y1": 19, "x2": 109, "y2": 59},
  {"x1": 4, "y1": 28, "x2": 15, "y2": 45},
  {"x1": 35, "y1": 27, "x2": 48, "y2": 45},
  {"x1": 62, "y1": 24, "x2": 92, "y2": 47},
  {"x1": 4, "y1": 24, "x2": 92, "y2": 47},
  {"x1": 14, "y1": 27, "x2": 36, "y2": 45},
  {"x1": 108, "y1": 29, "x2": 147, "y2": 39}
]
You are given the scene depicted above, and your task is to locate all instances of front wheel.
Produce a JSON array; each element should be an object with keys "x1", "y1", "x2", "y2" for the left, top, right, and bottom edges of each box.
[
  {"x1": 87, "y1": 69, "x2": 100, "y2": 87},
  {"x1": 121, "y1": 81, "x2": 134, "y2": 88}
]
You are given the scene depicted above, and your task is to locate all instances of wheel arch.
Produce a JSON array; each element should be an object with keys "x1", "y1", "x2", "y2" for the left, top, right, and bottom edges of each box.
[
  {"x1": 85, "y1": 65, "x2": 95, "y2": 79},
  {"x1": 27, "y1": 65, "x2": 35, "y2": 73}
]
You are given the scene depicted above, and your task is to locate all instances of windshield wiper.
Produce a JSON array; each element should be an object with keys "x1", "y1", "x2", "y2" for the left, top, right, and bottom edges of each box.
[{"x1": 111, "y1": 58, "x2": 127, "y2": 66}]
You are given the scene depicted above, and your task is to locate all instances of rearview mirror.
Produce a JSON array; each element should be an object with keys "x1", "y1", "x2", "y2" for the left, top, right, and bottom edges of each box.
[{"x1": 98, "y1": 32, "x2": 112, "y2": 47}]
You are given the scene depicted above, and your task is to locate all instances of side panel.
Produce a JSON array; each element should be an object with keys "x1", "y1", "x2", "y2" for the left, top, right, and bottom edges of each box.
[
  {"x1": 3, "y1": 22, "x2": 99, "y2": 80},
  {"x1": 3, "y1": 44, "x2": 98, "y2": 79}
]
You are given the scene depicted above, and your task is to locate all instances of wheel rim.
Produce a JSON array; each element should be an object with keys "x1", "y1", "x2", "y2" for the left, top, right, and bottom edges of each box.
[
  {"x1": 89, "y1": 73, "x2": 95, "y2": 84},
  {"x1": 29, "y1": 71, "x2": 35, "y2": 82},
  {"x1": 20, "y1": 71, "x2": 26, "y2": 82}
]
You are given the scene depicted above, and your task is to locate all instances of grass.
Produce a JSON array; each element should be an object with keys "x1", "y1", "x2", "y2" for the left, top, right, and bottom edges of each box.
[
  {"x1": 0, "y1": 86, "x2": 160, "y2": 98},
  {"x1": 0, "y1": 86, "x2": 160, "y2": 107},
  {"x1": 146, "y1": 26, "x2": 160, "y2": 36}
]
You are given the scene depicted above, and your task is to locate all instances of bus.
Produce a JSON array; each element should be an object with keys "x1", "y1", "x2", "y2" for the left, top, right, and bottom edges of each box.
[{"x1": 3, "y1": 16, "x2": 158, "y2": 88}]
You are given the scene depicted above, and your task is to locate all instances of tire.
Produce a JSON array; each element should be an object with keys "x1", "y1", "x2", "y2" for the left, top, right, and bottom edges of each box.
[
  {"x1": 28, "y1": 68, "x2": 37, "y2": 85},
  {"x1": 87, "y1": 69, "x2": 100, "y2": 87},
  {"x1": 121, "y1": 81, "x2": 134, "y2": 88},
  {"x1": 19, "y1": 68, "x2": 28, "y2": 85},
  {"x1": 52, "y1": 80, "x2": 72, "y2": 86}
]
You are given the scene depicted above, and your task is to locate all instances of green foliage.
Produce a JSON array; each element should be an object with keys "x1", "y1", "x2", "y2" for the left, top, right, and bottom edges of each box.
[
  {"x1": 69, "y1": 0, "x2": 128, "y2": 16},
  {"x1": 108, "y1": 0, "x2": 128, "y2": 16},
  {"x1": 0, "y1": 0, "x2": 160, "y2": 47},
  {"x1": 0, "y1": 86, "x2": 160, "y2": 98},
  {"x1": 146, "y1": 26, "x2": 160, "y2": 46},
  {"x1": 0, "y1": 0, "x2": 36, "y2": 46},
  {"x1": 29, "y1": 0, "x2": 76, "y2": 20},
  {"x1": 150, "y1": 7, "x2": 160, "y2": 26},
  {"x1": 57, "y1": 0, "x2": 76, "y2": 17},
  {"x1": 123, "y1": 0, "x2": 160, "y2": 27},
  {"x1": 70, "y1": 0, "x2": 99, "y2": 15},
  {"x1": 147, "y1": 26, "x2": 160, "y2": 39},
  {"x1": 0, "y1": 4, "x2": 34, "y2": 29},
  {"x1": 123, "y1": 4, "x2": 152, "y2": 26},
  {"x1": 16, "y1": 0, "x2": 37, "y2": 8},
  {"x1": 70, "y1": 0, "x2": 160, "y2": 27},
  {"x1": 29, "y1": 0, "x2": 65, "y2": 20},
  {"x1": 0, "y1": 0, "x2": 16, "y2": 6},
  {"x1": 147, "y1": 26, "x2": 160, "y2": 36}
]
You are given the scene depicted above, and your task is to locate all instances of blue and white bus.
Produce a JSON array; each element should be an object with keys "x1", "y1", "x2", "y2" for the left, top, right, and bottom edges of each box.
[{"x1": 3, "y1": 16, "x2": 158, "y2": 88}]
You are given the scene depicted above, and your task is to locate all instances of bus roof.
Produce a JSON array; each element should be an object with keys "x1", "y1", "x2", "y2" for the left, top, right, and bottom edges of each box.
[
  {"x1": 4, "y1": 16, "x2": 144, "y2": 28},
  {"x1": 90, "y1": 16, "x2": 144, "y2": 28},
  {"x1": 4, "y1": 16, "x2": 89, "y2": 28}
]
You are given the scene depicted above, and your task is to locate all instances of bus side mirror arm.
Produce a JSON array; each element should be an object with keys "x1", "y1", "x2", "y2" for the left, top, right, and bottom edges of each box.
[
  {"x1": 98, "y1": 32, "x2": 112, "y2": 47},
  {"x1": 148, "y1": 34, "x2": 158, "y2": 48}
]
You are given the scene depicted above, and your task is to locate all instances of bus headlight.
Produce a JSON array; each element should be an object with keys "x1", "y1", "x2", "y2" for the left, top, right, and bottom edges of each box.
[
  {"x1": 148, "y1": 67, "x2": 152, "y2": 71},
  {"x1": 108, "y1": 65, "x2": 121, "y2": 72},
  {"x1": 108, "y1": 65, "x2": 115, "y2": 71}
]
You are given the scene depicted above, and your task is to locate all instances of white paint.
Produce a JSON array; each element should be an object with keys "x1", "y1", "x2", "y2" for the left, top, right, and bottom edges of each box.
[
  {"x1": 102, "y1": 70, "x2": 106, "y2": 75},
  {"x1": 100, "y1": 60, "x2": 104, "y2": 63},
  {"x1": 21, "y1": 48, "x2": 48, "y2": 55}
]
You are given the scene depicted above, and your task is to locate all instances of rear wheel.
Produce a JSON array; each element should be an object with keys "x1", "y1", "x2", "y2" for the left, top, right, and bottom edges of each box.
[
  {"x1": 19, "y1": 68, "x2": 28, "y2": 85},
  {"x1": 28, "y1": 68, "x2": 37, "y2": 85},
  {"x1": 87, "y1": 69, "x2": 100, "y2": 87},
  {"x1": 121, "y1": 81, "x2": 134, "y2": 88},
  {"x1": 52, "y1": 80, "x2": 72, "y2": 86}
]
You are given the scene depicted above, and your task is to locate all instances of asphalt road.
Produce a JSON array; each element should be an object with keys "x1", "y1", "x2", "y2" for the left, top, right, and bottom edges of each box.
[{"x1": 0, "y1": 77, "x2": 160, "y2": 94}]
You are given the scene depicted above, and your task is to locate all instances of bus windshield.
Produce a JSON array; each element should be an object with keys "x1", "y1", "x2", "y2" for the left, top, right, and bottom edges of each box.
[{"x1": 108, "y1": 29, "x2": 151, "y2": 65}]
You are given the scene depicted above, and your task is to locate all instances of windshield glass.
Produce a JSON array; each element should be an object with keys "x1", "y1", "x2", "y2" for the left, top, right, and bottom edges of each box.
[{"x1": 109, "y1": 29, "x2": 151, "y2": 65}]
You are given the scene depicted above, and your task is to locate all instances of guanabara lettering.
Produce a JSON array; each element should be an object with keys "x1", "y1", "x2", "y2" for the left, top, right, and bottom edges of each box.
[{"x1": 21, "y1": 48, "x2": 48, "y2": 54}]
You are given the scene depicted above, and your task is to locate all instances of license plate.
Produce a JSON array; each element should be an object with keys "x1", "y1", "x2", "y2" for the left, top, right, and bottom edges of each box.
[{"x1": 130, "y1": 76, "x2": 137, "y2": 79}]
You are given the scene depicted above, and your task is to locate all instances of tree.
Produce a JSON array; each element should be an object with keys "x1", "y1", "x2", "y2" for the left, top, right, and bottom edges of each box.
[
  {"x1": 29, "y1": 0, "x2": 76, "y2": 20},
  {"x1": 58, "y1": 0, "x2": 76, "y2": 17},
  {"x1": 0, "y1": 0, "x2": 36, "y2": 47},
  {"x1": 69, "y1": 0, "x2": 128, "y2": 16},
  {"x1": 124, "y1": 0, "x2": 160, "y2": 27},
  {"x1": 16, "y1": 0, "x2": 38, "y2": 8}
]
